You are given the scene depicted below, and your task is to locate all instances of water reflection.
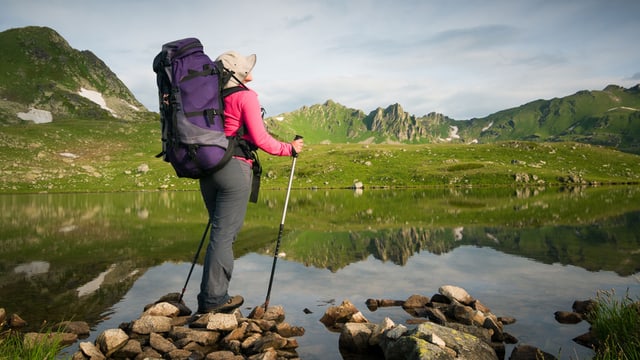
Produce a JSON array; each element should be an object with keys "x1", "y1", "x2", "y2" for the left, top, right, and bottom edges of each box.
[{"x1": 0, "y1": 186, "x2": 639, "y2": 359}]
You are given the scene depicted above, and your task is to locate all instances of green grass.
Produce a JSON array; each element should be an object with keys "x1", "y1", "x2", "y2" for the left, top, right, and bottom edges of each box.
[
  {"x1": 589, "y1": 289, "x2": 640, "y2": 360},
  {"x1": 0, "y1": 118, "x2": 639, "y2": 194},
  {"x1": 0, "y1": 329, "x2": 66, "y2": 360}
]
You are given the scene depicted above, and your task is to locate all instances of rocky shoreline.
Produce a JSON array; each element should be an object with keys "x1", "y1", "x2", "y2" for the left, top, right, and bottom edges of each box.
[{"x1": 1, "y1": 285, "x2": 597, "y2": 359}]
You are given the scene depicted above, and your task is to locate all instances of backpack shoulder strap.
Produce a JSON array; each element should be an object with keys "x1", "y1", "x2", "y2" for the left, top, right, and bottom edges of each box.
[{"x1": 221, "y1": 85, "x2": 249, "y2": 98}]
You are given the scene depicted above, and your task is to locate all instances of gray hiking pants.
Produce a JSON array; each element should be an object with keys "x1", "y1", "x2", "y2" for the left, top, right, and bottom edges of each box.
[{"x1": 197, "y1": 158, "x2": 252, "y2": 311}]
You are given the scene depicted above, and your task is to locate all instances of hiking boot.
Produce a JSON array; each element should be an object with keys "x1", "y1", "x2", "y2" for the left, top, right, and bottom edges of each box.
[{"x1": 198, "y1": 295, "x2": 244, "y2": 314}]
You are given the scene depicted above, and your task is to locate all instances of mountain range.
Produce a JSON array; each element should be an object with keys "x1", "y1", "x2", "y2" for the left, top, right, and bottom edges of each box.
[{"x1": 2, "y1": 26, "x2": 639, "y2": 154}]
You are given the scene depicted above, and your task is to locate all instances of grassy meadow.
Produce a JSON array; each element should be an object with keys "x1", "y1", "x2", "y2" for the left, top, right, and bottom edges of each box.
[{"x1": 1, "y1": 118, "x2": 639, "y2": 194}]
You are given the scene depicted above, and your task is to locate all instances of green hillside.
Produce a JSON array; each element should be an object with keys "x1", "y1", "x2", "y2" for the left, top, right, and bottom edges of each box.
[
  {"x1": 0, "y1": 26, "x2": 150, "y2": 123},
  {"x1": 263, "y1": 85, "x2": 640, "y2": 154},
  {"x1": 460, "y1": 85, "x2": 640, "y2": 153}
]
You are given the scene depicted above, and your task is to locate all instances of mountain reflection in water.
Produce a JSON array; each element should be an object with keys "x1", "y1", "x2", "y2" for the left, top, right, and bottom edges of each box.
[{"x1": 1, "y1": 186, "x2": 639, "y2": 359}]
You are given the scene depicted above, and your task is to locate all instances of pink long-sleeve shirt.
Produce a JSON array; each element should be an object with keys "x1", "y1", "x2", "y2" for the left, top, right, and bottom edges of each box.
[{"x1": 223, "y1": 88, "x2": 293, "y2": 160}]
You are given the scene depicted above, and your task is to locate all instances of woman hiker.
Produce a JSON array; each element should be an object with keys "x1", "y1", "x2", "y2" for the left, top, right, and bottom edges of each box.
[{"x1": 196, "y1": 50, "x2": 304, "y2": 314}]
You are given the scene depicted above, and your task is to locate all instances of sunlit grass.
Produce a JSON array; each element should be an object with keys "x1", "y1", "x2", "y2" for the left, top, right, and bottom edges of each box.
[{"x1": 1, "y1": 119, "x2": 639, "y2": 194}]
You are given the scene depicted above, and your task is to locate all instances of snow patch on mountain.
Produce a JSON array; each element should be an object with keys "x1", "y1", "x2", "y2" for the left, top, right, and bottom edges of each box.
[{"x1": 78, "y1": 87, "x2": 116, "y2": 116}]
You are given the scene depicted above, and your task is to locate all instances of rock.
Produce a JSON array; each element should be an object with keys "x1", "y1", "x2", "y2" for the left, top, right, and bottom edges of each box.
[
  {"x1": 150, "y1": 331, "x2": 177, "y2": 353},
  {"x1": 138, "y1": 346, "x2": 163, "y2": 359},
  {"x1": 251, "y1": 318, "x2": 277, "y2": 332},
  {"x1": 369, "y1": 317, "x2": 395, "y2": 346},
  {"x1": 509, "y1": 344, "x2": 558, "y2": 360},
  {"x1": 248, "y1": 305, "x2": 265, "y2": 319},
  {"x1": 78, "y1": 341, "x2": 106, "y2": 359},
  {"x1": 402, "y1": 294, "x2": 430, "y2": 309},
  {"x1": 95, "y1": 328, "x2": 129, "y2": 357},
  {"x1": 9, "y1": 313, "x2": 27, "y2": 329},
  {"x1": 319, "y1": 299, "x2": 367, "y2": 330},
  {"x1": 447, "y1": 322, "x2": 493, "y2": 343},
  {"x1": 430, "y1": 293, "x2": 451, "y2": 304},
  {"x1": 137, "y1": 163, "x2": 150, "y2": 173},
  {"x1": 153, "y1": 292, "x2": 193, "y2": 316},
  {"x1": 439, "y1": 285, "x2": 475, "y2": 305},
  {"x1": 427, "y1": 332, "x2": 447, "y2": 348},
  {"x1": 131, "y1": 314, "x2": 173, "y2": 334},
  {"x1": 246, "y1": 332, "x2": 288, "y2": 354},
  {"x1": 223, "y1": 321, "x2": 248, "y2": 342},
  {"x1": 404, "y1": 322, "x2": 497, "y2": 360},
  {"x1": 472, "y1": 299, "x2": 492, "y2": 314},
  {"x1": 144, "y1": 301, "x2": 181, "y2": 317},
  {"x1": 483, "y1": 316, "x2": 505, "y2": 342},
  {"x1": 382, "y1": 336, "x2": 441, "y2": 360},
  {"x1": 350, "y1": 311, "x2": 369, "y2": 323},
  {"x1": 206, "y1": 350, "x2": 244, "y2": 359},
  {"x1": 554, "y1": 311, "x2": 583, "y2": 324},
  {"x1": 166, "y1": 348, "x2": 192, "y2": 359},
  {"x1": 388, "y1": 324, "x2": 410, "y2": 341},
  {"x1": 338, "y1": 322, "x2": 378, "y2": 353},
  {"x1": 503, "y1": 332, "x2": 519, "y2": 344},
  {"x1": 262, "y1": 305, "x2": 285, "y2": 322},
  {"x1": 573, "y1": 331, "x2": 597, "y2": 349},
  {"x1": 572, "y1": 299, "x2": 597, "y2": 316},
  {"x1": 449, "y1": 303, "x2": 479, "y2": 325},
  {"x1": 275, "y1": 322, "x2": 305, "y2": 337},
  {"x1": 423, "y1": 307, "x2": 447, "y2": 325},
  {"x1": 365, "y1": 298, "x2": 404, "y2": 311},
  {"x1": 207, "y1": 313, "x2": 238, "y2": 332},
  {"x1": 56, "y1": 320, "x2": 91, "y2": 337},
  {"x1": 499, "y1": 316, "x2": 517, "y2": 325},
  {"x1": 112, "y1": 339, "x2": 142, "y2": 359},
  {"x1": 241, "y1": 332, "x2": 262, "y2": 351}
]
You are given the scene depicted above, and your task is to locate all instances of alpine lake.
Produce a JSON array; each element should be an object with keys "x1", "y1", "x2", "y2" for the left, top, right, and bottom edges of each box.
[{"x1": 1, "y1": 185, "x2": 640, "y2": 359}]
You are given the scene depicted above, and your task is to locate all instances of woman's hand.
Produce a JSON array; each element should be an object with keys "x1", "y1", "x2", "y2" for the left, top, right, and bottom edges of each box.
[{"x1": 291, "y1": 138, "x2": 304, "y2": 155}]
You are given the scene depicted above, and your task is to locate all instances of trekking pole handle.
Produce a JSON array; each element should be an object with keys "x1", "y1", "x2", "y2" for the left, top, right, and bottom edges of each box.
[{"x1": 292, "y1": 135, "x2": 303, "y2": 158}]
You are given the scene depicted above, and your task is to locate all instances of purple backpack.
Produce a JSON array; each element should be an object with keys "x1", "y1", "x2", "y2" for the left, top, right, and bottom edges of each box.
[{"x1": 153, "y1": 38, "x2": 241, "y2": 178}]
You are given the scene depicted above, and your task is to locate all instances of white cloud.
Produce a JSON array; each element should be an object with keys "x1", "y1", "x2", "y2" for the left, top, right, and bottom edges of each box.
[{"x1": 1, "y1": 0, "x2": 639, "y2": 119}]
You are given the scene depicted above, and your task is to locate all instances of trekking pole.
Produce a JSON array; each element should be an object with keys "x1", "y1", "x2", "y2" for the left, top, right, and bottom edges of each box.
[
  {"x1": 264, "y1": 135, "x2": 303, "y2": 310},
  {"x1": 178, "y1": 220, "x2": 211, "y2": 303}
]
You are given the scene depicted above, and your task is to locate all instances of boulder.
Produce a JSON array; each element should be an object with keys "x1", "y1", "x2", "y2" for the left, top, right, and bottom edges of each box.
[
  {"x1": 554, "y1": 311, "x2": 583, "y2": 324},
  {"x1": 95, "y1": 328, "x2": 129, "y2": 357},
  {"x1": 439, "y1": 285, "x2": 475, "y2": 305},
  {"x1": 382, "y1": 322, "x2": 498, "y2": 360}
]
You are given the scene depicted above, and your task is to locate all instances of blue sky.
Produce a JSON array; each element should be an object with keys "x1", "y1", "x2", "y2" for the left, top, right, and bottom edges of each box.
[{"x1": 2, "y1": 0, "x2": 639, "y2": 119}]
